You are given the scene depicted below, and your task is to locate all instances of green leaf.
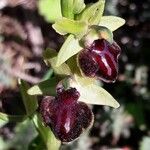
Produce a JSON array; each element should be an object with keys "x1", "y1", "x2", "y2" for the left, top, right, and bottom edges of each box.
[
  {"x1": 38, "y1": 0, "x2": 62, "y2": 23},
  {"x1": 52, "y1": 17, "x2": 88, "y2": 38},
  {"x1": 28, "y1": 77, "x2": 61, "y2": 96},
  {"x1": 0, "y1": 112, "x2": 27, "y2": 122},
  {"x1": 77, "y1": 0, "x2": 105, "y2": 25},
  {"x1": 70, "y1": 76, "x2": 120, "y2": 108},
  {"x1": 61, "y1": 0, "x2": 74, "y2": 19},
  {"x1": 99, "y1": 16, "x2": 125, "y2": 31},
  {"x1": 56, "y1": 34, "x2": 82, "y2": 67},
  {"x1": 19, "y1": 80, "x2": 38, "y2": 115},
  {"x1": 43, "y1": 48, "x2": 71, "y2": 76},
  {"x1": 73, "y1": 0, "x2": 85, "y2": 14},
  {"x1": 33, "y1": 113, "x2": 60, "y2": 150}
]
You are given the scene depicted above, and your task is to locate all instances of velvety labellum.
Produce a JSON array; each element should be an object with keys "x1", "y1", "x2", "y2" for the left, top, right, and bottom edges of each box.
[
  {"x1": 78, "y1": 39, "x2": 121, "y2": 83},
  {"x1": 40, "y1": 88, "x2": 94, "y2": 143}
]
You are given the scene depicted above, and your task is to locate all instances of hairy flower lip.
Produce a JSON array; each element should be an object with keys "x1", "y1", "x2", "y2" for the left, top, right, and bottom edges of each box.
[
  {"x1": 77, "y1": 49, "x2": 99, "y2": 78},
  {"x1": 78, "y1": 39, "x2": 121, "y2": 83},
  {"x1": 40, "y1": 88, "x2": 94, "y2": 143}
]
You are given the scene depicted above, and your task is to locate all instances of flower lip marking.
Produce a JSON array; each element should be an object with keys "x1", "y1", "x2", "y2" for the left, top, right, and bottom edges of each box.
[
  {"x1": 78, "y1": 39, "x2": 121, "y2": 83},
  {"x1": 40, "y1": 88, "x2": 94, "y2": 142},
  {"x1": 64, "y1": 117, "x2": 71, "y2": 133}
]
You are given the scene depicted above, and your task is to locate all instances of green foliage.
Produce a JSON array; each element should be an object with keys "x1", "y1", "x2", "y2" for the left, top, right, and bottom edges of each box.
[
  {"x1": 32, "y1": 114, "x2": 60, "y2": 150},
  {"x1": 19, "y1": 80, "x2": 38, "y2": 116},
  {"x1": 0, "y1": 79, "x2": 38, "y2": 122}
]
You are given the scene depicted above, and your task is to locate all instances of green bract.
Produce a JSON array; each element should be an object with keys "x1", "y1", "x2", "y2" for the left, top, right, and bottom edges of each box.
[
  {"x1": 43, "y1": 49, "x2": 71, "y2": 75},
  {"x1": 56, "y1": 34, "x2": 82, "y2": 67},
  {"x1": 28, "y1": 77, "x2": 61, "y2": 96},
  {"x1": 70, "y1": 75, "x2": 120, "y2": 108}
]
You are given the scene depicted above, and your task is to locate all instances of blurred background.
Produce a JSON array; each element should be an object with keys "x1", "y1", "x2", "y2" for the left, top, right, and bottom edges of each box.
[{"x1": 0, "y1": 0, "x2": 149, "y2": 149}]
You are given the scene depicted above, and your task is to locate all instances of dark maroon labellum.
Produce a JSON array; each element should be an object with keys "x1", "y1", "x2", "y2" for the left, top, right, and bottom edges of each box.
[
  {"x1": 78, "y1": 39, "x2": 121, "y2": 83},
  {"x1": 40, "y1": 88, "x2": 94, "y2": 143}
]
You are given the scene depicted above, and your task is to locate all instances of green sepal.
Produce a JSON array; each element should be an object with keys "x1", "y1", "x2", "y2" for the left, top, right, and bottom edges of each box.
[
  {"x1": 73, "y1": 0, "x2": 85, "y2": 14},
  {"x1": 38, "y1": 0, "x2": 62, "y2": 23},
  {"x1": 77, "y1": 0, "x2": 105, "y2": 25},
  {"x1": 52, "y1": 17, "x2": 88, "y2": 38},
  {"x1": 99, "y1": 16, "x2": 125, "y2": 31}
]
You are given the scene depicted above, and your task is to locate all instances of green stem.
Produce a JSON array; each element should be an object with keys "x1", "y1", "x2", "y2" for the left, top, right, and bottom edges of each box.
[{"x1": 32, "y1": 113, "x2": 61, "y2": 150}]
